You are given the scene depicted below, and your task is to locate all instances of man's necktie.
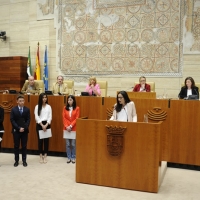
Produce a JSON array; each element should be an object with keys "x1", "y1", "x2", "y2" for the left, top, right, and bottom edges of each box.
[
  {"x1": 19, "y1": 108, "x2": 23, "y2": 115},
  {"x1": 58, "y1": 85, "x2": 60, "y2": 93}
]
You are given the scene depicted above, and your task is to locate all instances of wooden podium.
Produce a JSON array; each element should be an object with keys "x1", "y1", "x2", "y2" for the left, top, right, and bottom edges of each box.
[{"x1": 76, "y1": 119, "x2": 162, "y2": 193}]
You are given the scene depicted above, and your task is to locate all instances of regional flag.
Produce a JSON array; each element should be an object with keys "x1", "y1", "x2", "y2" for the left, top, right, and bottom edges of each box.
[
  {"x1": 27, "y1": 46, "x2": 32, "y2": 79},
  {"x1": 34, "y1": 42, "x2": 41, "y2": 80},
  {"x1": 43, "y1": 45, "x2": 48, "y2": 90}
]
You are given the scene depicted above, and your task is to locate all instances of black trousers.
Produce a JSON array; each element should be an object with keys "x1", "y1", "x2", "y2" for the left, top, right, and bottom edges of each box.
[
  {"x1": 0, "y1": 132, "x2": 3, "y2": 152},
  {"x1": 13, "y1": 131, "x2": 28, "y2": 162},
  {"x1": 36, "y1": 122, "x2": 50, "y2": 155}
]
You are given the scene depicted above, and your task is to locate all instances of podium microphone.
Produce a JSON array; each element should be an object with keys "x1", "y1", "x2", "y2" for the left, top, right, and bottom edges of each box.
[
  {"x1": 125, "y1": 86, "x2": 134, "y2": 91},
  {"x1": 124, "y1": 107, "x2": 128, "y2": 122}
]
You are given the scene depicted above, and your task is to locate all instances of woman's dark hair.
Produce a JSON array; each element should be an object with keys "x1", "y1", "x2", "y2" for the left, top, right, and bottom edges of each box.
[
  {"x1": 184, "y1": 77, "x2": 195, "y2": 88},
  {"x1": 38, "y1": 93, "x2": 48, "y2": 116},
  {"x1": 115, "y1": 91, "x2": 131, "y2": 112},
  {"x1": 65, "y1": 95, "x2": 77, "y2": 110}
]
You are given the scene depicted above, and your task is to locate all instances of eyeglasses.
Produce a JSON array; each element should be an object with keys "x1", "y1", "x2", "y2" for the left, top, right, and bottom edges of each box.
[
  {"x1": 118, "y1": 96, "x2": 124, "y2": 99},
  {"x1": 140, "y1": 79, "x2": 146, "y2": 82}
]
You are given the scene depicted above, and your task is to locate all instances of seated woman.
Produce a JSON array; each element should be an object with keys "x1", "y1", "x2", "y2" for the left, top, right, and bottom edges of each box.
[
  {"x1": 110, "y1": 91, "x2": 137, "y2": 122},
  {"x1": 178, "y1": 77, "x2": 199, "y2": 99},
  {"x1": 133, "y1": 76, "x2": 151, "y2": 92},
  {"x1": 85, "y1": 76, "x2": 101, "y2": 96}
]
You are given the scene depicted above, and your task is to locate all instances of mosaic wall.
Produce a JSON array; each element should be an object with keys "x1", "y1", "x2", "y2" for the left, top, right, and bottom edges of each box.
[
  {"x1": 93, "y1": 0, "x2": 146, "y2": 9},
  {"x1": 37, "y1": 0, "x2": 55, "y2": 20},
  {"x1": 183, "y1": 0, "x2": 200, "y2": 54},
  {"x1": 55, "y1": 0, "x2": 184, "y2": 77}
]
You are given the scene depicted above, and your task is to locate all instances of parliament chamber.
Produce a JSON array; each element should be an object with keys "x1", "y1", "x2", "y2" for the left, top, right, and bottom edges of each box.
[{"x1": 1, "y1": 93, "x2": 200, "y2": 192}]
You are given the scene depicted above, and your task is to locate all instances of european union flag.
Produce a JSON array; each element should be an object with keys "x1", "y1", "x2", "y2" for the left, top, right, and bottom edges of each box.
[{"x1": 43, "y1": 45, "x2": 48, "y2": 90}]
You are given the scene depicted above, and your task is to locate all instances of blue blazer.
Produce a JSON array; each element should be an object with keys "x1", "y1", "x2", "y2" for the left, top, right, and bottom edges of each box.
[
  {"x1": 10, "y1": 106, "x2": 30, "y2": 134},
  {"x1": 178, "y1": 86, "x2": 199, "y2": 99}
]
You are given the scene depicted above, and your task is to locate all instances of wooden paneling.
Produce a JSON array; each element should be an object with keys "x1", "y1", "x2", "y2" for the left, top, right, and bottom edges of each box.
[
  {"x1": 76, "y1": 119, "x2": 162, "y2": 193},
  {"x1": 169, "y1": 100, "x2": 200, "y2": 165},
  {"x1": 116, "y1": 92, "x2": 156, "y2": 99},
  {"x1": 0, "y1": 56, "x2": 27, "y2": 91},
  {"x1": 1, "y1": 94, "x2": 200, "y2": 167}
]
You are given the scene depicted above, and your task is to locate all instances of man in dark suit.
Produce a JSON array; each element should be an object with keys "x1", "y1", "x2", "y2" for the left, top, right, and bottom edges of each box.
[{"x1": 10, "y1": 95, "x2": 30, "y2": 167}]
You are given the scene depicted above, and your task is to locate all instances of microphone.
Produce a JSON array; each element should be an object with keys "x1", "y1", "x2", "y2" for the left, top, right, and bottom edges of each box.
[
  {"x1": 125, "y1": 86, "x2": 134, "y2": 91},
  {"x1": 124, "y1": 107, "x2": 128, "y2": 122}
]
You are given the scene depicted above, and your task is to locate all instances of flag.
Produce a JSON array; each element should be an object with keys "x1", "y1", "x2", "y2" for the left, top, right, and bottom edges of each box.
[
  {"x1": 34, "y1": 42, "x2": 41, "y2": 80},
  {"x1": 43, "y1": 45, "x2": 48, "y2": 90},
  {"x1": 26, "y1": 46, "x2": 32, "y2": 79}
]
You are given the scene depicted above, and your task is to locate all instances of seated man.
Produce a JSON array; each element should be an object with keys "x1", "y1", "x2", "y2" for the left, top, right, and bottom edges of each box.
[
  {"x1": 52, "y1": 75, "x2": 68, "y2": 95},
  {"x1": 21, "y1": 76, "x2": 40, "y2": 94}
]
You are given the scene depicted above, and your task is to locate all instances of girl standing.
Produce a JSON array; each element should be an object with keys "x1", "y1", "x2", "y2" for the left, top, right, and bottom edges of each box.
[
  {"x1": 34, "y1": 93, "x2": 52, "y2": 163},
  {"x1": 62, "y1": 95, "x2": 80, "y2": 163}
]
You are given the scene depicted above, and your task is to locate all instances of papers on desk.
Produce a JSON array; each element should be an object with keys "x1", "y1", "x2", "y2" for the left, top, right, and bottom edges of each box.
[
  {"x1": 63, "y1": 130, "x2": 76, "y2": 139},
  {"x1": 39, "y1": 129, "x2": 52, "y2": 139}
]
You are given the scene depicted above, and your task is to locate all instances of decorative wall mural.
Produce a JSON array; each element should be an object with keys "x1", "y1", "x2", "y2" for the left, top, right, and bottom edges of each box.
[
  {"x1": 94, "y1": 0, "x2": 146, "y2": 9},
  {"x1": 183, "y1": 0, "x2": 200, "y2": 54},
  {"x1": 56, "y1": 0, "x2": 184, "y2": 77},
  {"x1": 37, "y1": 0, "x2": 55, "y2": 20}
]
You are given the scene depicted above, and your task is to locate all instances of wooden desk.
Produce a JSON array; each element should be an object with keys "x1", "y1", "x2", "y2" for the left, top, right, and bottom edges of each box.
[
  {"x1": 1, "y1": 94, "x2": 200, "y2": 167},
  {"x1": 117, "y1": 91, "x2": 156, "y2": 99},
  {"x1": 76, "y1": 119, "x2": 162, "y2": 193}
]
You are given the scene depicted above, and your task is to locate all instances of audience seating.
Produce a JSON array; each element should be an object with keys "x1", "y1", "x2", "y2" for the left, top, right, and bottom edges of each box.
[
  {"x1": 97, "y1": 80, "x2": 108, "y2": 97},
  {"x1": 63, "y1": 80, "x2": 74, "y2": 95}
]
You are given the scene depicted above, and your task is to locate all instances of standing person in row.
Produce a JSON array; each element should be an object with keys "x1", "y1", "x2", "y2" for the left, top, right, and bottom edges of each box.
[
  {"x1": 133, "y1": 76, "x2": 151, "y2": 92},
  {"x1": 0, "y1": 107, "x2": 4, "y2": 166},
  {"x1": 34, "y1": 93, "x2": 52, "y2": 163},
  {"x1": 178, "y1": 77, "x2": 199, "y2": 99},
  {"x1": 62, "y1": 95, "x2": 80, "y2": 164},
  {"x1": 110, "y1": 91, "x2": 137, "y2": 122},
  {"x1": 10, "y1": 95, "x2": 30, "y2": 167}
]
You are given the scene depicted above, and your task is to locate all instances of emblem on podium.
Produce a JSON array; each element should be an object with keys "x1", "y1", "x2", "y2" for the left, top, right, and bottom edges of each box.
[{"x1": 105, "y1": 125, "x2": 126, "y2": 156}]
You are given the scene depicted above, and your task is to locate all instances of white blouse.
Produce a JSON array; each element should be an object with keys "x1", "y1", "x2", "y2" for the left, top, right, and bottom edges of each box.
[
  {"x1": 34, "y1": 104, "x2": 52, "y2": 124},
  {"x1": 187, "y1": 89, "x2": 192, "y2": 97},
  {"x1": 116, "y1": 107, "x2": 128, "y2": 122}
]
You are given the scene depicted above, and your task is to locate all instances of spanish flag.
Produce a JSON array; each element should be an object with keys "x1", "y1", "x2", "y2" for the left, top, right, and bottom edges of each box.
[{"x1": 34, "y1": 42, "x2": 41, "y2": 80}]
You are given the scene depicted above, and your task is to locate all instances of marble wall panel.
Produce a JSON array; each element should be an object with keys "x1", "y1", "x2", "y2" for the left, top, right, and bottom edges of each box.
[
  {"x1": 9, "y1": 22, "x2": 29, "y2": 42},
  {"x1": 29, "y1": 1, "x2": 37, "y2": 21},
  {"x1": 0, "y1": 5, "x2": 10, "y2": 24},
  {"x1": 9, "y1": 41, "x2": 29, "y2": 56},
  {"x1": 10, "y1": 2, "x2": 29, "y2": 23},
  {"x1": 29, "y1": 21, "x2": 50, "y2": 40},
  {"x1": 0, "y1": 0, "x2": 9, "y2": 5}
]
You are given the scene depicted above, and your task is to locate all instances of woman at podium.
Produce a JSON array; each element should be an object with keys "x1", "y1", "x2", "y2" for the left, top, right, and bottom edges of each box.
[
  {"x1": 85, "y1": 76, "x2": 101, "y2": 96},
  {"x1": 178, "y1": 77, "x2": 199, "y2": 99},
  {"x1": 110, "y1": 91, "x2": 137, "y2": 122},
  {"x1": 133, "y1": 76, "x2": 150, "y2": 92}
]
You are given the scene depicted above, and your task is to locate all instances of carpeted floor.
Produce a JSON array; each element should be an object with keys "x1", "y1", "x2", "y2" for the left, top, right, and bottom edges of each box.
[{"x1": 0, "y1": 153, "x2": 200, "y2": 200}]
